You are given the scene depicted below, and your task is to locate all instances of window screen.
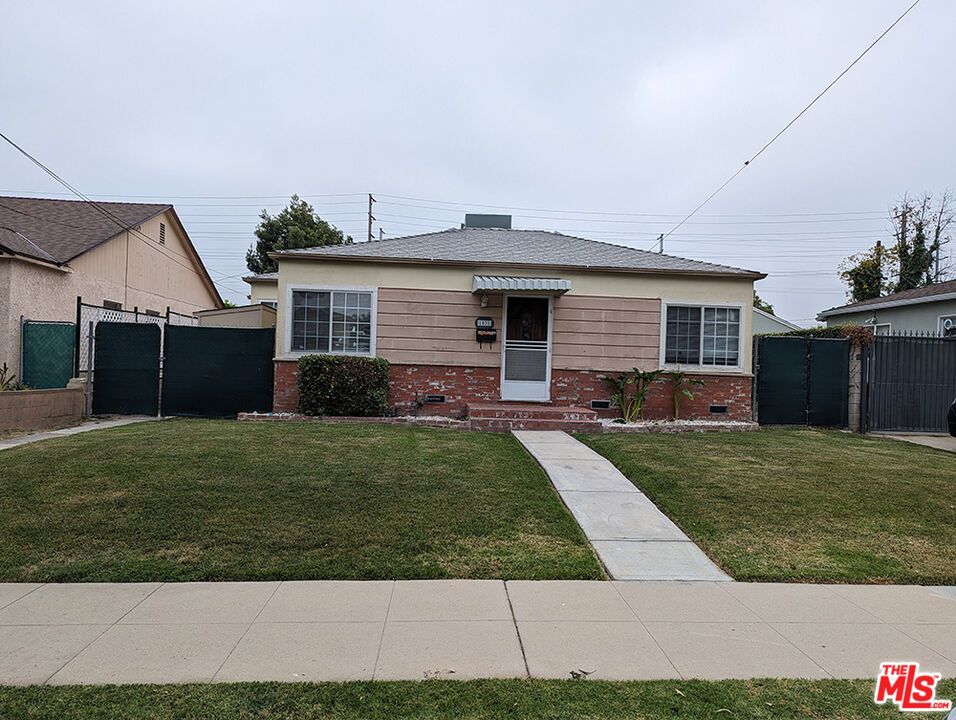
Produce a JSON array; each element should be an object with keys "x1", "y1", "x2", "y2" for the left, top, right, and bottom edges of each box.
[
  {"x1": 665, "y1": 305, "x2": 740, "y2": 366},
  {"x1": 665, "y1": 306, "x2": 701, "y2": 364},
  {"x1": 702, "y1": 307, "x2": 740, "y2": 366},
  {"x1": 292, "y1": 290, "x2": 373, "y2": 354}
]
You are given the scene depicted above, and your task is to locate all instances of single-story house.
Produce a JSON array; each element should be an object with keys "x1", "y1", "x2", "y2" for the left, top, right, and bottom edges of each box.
[
  {"x1": 266, "y1": 214, "x2": 765, "y2": 420},
  {"x1": 752, "y1": 307, "x2": 802, "y2": 334},
  {"x1": 817, "y1": 279, "x2": 956, "y2": 337},
  {"x1": 0, "y1": 196, "x2": 222, "y2": 383}
]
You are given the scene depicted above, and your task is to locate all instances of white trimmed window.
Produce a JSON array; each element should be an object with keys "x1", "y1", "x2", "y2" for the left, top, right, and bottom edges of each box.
[
  {"x1": 664, "y1": 305, "x2": 741, "y2": 367},
  {"x1": 290, "y1": 289, "x2": 374, "y2": 355}
]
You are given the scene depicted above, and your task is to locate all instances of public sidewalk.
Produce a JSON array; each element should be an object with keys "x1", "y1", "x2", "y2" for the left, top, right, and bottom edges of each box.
[
  {"x1": 0, "y1": 417, "x2": 156, "y2": 451},
  {"x1": 513, "y1": 430, "x2": 730, "y2": 581},
  {"x1": 1, "y1": 580, "x2": 954, "y2": 685}
]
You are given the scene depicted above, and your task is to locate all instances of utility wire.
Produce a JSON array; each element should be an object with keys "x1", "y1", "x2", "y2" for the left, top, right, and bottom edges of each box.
[{"x1": 660, "y1": 0, "x2": 922, "y2": 242}]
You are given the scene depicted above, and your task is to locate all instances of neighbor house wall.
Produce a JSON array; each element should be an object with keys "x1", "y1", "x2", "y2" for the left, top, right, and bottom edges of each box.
[
  {"x1": 196, "y1": 305, "x2": 276, "y2": 328},
  {"x1": 248, "y1": 281, "x2": 278, "y2": 306},
  {"x1": 0, "y1": 209, "x2": 220, "y2": 378},
  {"x1": 825, "y1": 299, "x2": 956, "y2": 335}
]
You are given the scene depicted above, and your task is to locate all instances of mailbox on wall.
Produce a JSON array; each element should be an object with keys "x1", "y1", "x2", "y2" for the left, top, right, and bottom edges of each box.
[{"x1": 475, "y1": 316, "x2": 496, "y2": 346}]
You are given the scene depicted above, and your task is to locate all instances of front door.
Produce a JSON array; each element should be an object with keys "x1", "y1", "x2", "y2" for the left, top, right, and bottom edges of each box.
[{"x1": 501, "y1": 295, "x2": 551, "y2": 401}]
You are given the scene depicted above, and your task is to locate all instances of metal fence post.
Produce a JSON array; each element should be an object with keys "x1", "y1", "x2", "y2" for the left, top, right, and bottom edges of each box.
[
  {"x1": 85, "y1": 321, "x2": 94, "y2": 416},
  {"x1": 74, "y1": 296, "x2": 82, "y2": 377},
  {"x1": 19, "y1": 315, "x2": 25, "y2": 382}
]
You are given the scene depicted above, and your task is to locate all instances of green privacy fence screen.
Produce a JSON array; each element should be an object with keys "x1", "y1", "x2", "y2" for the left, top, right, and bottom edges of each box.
[{"x1": 21, "y1": 321, "x2": 76, "y2": 389}]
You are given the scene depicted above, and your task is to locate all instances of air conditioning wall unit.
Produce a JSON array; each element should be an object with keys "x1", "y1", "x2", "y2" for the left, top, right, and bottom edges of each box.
[{"x1": 941, "y1": 316, "x2": 956, "y2": 338}]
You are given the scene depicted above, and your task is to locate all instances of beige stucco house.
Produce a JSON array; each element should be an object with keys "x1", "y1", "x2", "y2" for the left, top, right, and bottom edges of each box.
[
  {"x1": 243, "y1": 271, "x2": 278, "y2": 307},
  {"x1": 265, "y1": 214, "x2": 765, "y2": 420},
  {"x1": 0, "y1": 196, "x2": 222, "y2": 380}
]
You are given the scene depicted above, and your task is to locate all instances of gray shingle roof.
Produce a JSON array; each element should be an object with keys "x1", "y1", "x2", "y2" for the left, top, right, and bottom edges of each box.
[
  {"x1": 242, "y1": 271, "x2": 278, "y2": 282},
  {"x1": 0, "y1": 196, "x2": 170, "y2": 264},
  {"x1": 275, "y1": 228, "x2": 764, "y2": 278},
  {"x1": 817, "y1": 278, "x2": 956, "y2": 319}
]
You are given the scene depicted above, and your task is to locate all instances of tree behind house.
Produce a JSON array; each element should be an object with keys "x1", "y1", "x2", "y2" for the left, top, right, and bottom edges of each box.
[
  {"x1": 838, "y1": 191, "x2": 953, "y2": 301},
  {"x1": 246, "y1": 195, "x2": 352, "y2": 274}
]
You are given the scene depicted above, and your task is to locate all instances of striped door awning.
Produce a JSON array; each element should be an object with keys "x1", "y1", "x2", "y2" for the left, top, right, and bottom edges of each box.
[{"x1": 472, "y1": 276, "x2": 571, "y2": 294}]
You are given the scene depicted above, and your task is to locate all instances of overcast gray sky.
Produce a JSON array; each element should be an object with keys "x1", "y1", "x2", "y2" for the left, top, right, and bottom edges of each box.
[{"x1": 2, "y1": 0, "x2": 953, "y2": 322}]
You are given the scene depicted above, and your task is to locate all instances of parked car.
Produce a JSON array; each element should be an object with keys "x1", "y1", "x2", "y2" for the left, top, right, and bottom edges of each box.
[{"x1": 949, "y1": 398, "x2": 956, "y2": 437}]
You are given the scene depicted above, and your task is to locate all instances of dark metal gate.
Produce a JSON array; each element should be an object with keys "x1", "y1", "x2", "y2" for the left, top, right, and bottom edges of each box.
[
  {"x1": 92, "y1": 322, "x2": 161, "y2": 415},
  {"x1": 161, "y1": 325, "x2": 274, "y2": 417},
  {"x1": 756, "y1": 336, "x2": 850, "y2": 427},
  {"x1": 20, "y1": 320, "x2": 76, "y2": 389},
  {"x1": 863, "y1": 335, "x2": 956, "y2": 432}
]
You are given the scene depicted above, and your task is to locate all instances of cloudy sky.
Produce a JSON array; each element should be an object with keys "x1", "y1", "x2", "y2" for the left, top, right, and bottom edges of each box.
[{"x1": 2, "y1": 0, "x2": 953, "y2": 322}]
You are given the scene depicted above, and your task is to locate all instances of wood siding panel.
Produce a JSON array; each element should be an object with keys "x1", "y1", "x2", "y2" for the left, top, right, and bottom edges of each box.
[
  {"x1": 376, "y1": 288, "x2": 502, "y2": 368},
  {"x1": 552, "y1": 295, "x2": 660, "y2": 372},
  {"x1": 375, "y1": 288, "x2": 661, "y2": 372}
]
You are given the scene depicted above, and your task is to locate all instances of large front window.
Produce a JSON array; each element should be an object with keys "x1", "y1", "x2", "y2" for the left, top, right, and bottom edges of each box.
[
  {"x1": 291, "y1": 289, "x2": 373, "y2": 354},
  {"x1": 665, "y1": 305, "x2": 740, "y2": 366}
]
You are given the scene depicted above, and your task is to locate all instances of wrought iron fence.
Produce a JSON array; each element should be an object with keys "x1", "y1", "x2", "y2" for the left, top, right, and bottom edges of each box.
[
  {"x1": 74, "y1": 298, "x2": 197, "y2": 374},
  {"x1": 862, "y1": 333, "x2": 956, "y2": 432}
]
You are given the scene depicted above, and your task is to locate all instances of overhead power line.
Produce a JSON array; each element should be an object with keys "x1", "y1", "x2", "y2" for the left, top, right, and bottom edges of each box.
[{"x1": 660, "y1": 0, "x2": 922, "y2": 242}]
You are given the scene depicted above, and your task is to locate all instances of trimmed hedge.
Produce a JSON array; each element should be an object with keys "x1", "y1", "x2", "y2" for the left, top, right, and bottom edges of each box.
[
  {"x1": 297, "y1": 355, "x2": 390, "y2": 417},
  {"x1": 760, "y1": 324, "x2": 874, "y2": 348}
]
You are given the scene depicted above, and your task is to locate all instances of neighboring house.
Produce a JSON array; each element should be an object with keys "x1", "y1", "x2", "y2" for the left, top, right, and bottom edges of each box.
[
  {"x1": 817, "y1": 279, "x2": 956, "y2": 337},
  {"x1": 268, "y1": 214, "x2": 766, "y2": 420},
  {"x1": 195, "y1": 304, "x2": 276, "y2": 328},
  {"x1": 244, "y1": 272, "x2": 278, "y2": 308},
  {"x1": 752, "y1": 307, "x2": 802, "y2": 334},
  {"x1": 0, "y1": 196, "x2": 222, "y2": 382}
]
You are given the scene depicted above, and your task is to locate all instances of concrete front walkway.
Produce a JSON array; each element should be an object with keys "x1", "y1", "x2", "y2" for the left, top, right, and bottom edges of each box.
[
  {"x1": 0, "y1": 417, "x2": 156, "y2": 451},
  {"x1": 1, "y1": 580, "x2": 955, "y2": 685},
  {"x1": 514, "y1": 430, "x2": 730, "y2": 581}
]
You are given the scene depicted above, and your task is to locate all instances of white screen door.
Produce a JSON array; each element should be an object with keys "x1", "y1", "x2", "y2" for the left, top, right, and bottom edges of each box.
[{"x1": 500, "y1": 295, "x2": 551, "y2": 401}]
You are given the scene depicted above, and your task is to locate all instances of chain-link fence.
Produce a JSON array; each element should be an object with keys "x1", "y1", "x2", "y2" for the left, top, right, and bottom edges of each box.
[{"x1": 76, "y1": 301, "x2": 197, "y2": 374}]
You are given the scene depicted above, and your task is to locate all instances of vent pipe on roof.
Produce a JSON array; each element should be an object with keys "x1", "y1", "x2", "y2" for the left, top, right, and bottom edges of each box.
[{"x1": 464, "y1": 213, "x2": 512, "y2": 229}]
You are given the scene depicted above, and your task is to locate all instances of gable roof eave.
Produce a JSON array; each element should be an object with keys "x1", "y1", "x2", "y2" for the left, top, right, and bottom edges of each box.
[
  {"x1": 817, "y1": 290, "x2": 956, "y2": 320},
  {"x1": 163, "y1": 206, "x2": 224, "y2": 309},
  {"x1": 58, "y1": 204, "x2": 174, "y2": 264},
  {"x1": 270, "y1": 249, "x2": 767, "y2": 280}
]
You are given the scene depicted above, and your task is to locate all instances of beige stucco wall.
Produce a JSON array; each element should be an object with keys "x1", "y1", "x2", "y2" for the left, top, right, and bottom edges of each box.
[
  {"x1": 197, "y1": 305, "x2": 276, "y2": 328},
  {"x1": 0, "y1": 209, "x2": 220, "y2": 378},
  {"x1": 248, "y1": 281, "x2": 278, "y2": 305},
  {"x1": 276, "y1": 258, "x2": 755, "y2": 373}
]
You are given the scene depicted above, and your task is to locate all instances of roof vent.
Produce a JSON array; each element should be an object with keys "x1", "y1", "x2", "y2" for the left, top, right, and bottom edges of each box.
[{"x1": 464, "y1": 214, "x2": 512, "y2": 229}]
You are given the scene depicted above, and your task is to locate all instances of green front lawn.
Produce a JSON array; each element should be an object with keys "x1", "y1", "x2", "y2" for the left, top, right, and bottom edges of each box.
[
  {"x1": 579, "y1": 428, "x2": 956, "y2": 584},
  {"x1": 3, "y1": 678, "x2": 949, "y2": 720},
  {"x1": 0, "y1": 420, "x2": 602, "y2": 582}
]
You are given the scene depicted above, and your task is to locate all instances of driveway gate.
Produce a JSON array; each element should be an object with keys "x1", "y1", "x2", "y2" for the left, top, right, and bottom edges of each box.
[
  {"x1": 92, "y1": 322, "x2": 161, "y2": 415},
  {"x1": 756, "y1": 336, "x2": 850, "y2": 427},
  {"x1": 90, "y1": 322, "x2": 274, "y2": 417},
  {"x1": 863, "y1": 335, "x2": 956, "y2": 432},
  {"x1": 161, "y1": 325, "x2": 274, "y2": 417}
]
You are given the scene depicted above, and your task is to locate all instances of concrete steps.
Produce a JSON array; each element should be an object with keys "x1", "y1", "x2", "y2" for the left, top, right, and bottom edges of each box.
[{"x1": 466, "y1": 403, "x2": 603, "y2": 432}]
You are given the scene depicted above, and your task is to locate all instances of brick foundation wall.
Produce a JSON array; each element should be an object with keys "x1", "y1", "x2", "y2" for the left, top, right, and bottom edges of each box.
[
  {"x1": 274, "y1": 359, "x2": 753, "y2": 421},
  {"x1": 274, "y1": 360, "x2": 299, "y2": 413},
  {"x1": 0, "y1": 387, "x2": 85, "y2": 433}
]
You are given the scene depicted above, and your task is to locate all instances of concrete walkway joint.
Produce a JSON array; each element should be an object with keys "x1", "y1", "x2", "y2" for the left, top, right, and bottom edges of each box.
[{"x1": 513, "y1": 430, "x2": 731, "y2": 581}]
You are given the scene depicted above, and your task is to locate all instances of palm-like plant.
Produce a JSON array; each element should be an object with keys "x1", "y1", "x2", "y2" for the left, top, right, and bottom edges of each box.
[
  {"x1": 604, "y1": 368, "x2": 664, "y2": 422},
  {"x1": 666, "y1": 368, "x2": 705, "y2": 420}
]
